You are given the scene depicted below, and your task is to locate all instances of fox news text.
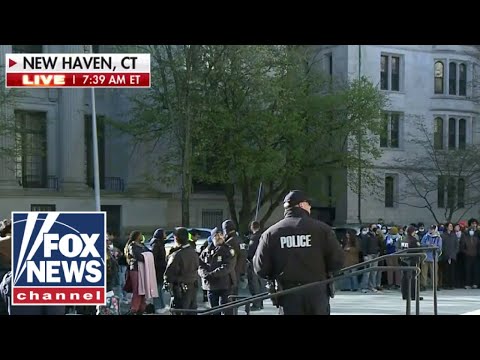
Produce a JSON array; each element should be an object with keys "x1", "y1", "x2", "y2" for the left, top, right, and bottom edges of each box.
[
  {"x1": 11, "y1": 212, "x2": 107, "y2": 306},
  {"x1": 5, "y1": 53, "x2": 150, "y2": 88}
]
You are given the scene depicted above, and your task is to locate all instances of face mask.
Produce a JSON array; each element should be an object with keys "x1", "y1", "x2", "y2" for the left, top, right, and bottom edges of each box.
[
  {"x1": 361, "y1": 230, "x2": 368, "y2": 235},
  {"x1": 109, "y1": 244, "x2": 114, "y2": 250},
  {"x1": 456, "y1": 231, "x2": 462, "y2": 237},
  {"x1": 469, "y1": 230, "x2": 475, "y2": 236},
  {"x1": 382, "y1": 229, "x2": 387, "y2": 234},
  {"x1": 419, "y1": 228, "x2": 424, "y2": 232}
]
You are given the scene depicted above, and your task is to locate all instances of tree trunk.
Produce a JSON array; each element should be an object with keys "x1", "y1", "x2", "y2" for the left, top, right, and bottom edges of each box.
[
  {"x1": 237, "y1": 181, "x2": 253, "y2": 234},
  {"x1": 181, "y1": 114, "x2": 192, "y2": 227},
  {"x1": 225, "y1": 183, "x2": 239, "y2": 228}
]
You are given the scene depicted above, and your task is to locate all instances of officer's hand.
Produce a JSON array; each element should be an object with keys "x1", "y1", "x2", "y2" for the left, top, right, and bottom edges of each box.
[{"x1": 363, "y1": 256, "x2": 369, "y2": 262}]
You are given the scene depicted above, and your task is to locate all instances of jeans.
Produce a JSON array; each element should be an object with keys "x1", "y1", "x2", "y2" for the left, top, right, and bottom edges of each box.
[
  {"x1": 361, "y1": 254, "x2": 378, "y2": 290},
  {"x1": 342, "y1": 270, "x2": 359, "y2": 290},
  {"x1": 153, "y1": 282, "x2": 166, "y2": 310},
  {"x1": 117, "y1": 265, "x2": 127, "y2": 300}
]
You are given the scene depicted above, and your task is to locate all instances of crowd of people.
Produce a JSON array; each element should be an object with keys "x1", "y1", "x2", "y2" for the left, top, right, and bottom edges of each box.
[
  {"x1": 337, "y1": 218, "x2": 480, "y2": 295},
  {"x1": 103, "y1": 219, "x2": 263, "y2": 315},
  {"x1": 1, "y1": 207, "x2": 480, "y2": 315}
]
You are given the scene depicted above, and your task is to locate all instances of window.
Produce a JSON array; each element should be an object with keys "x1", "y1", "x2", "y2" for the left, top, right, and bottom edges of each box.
[
  {"x1": 380, "y1": 112, "x2": 401, "y2": 148},
  {"x1": 449, "y1": 62, "x2": 457, "y2": 95},
  {"x1": 202, "y1": 209, "x2": 223, "y2": 229},
  {"x1": 15, "y1": 110, "x2": 47, "y2": 188},
  {"x1": 438, "y1": 176, "x2": 465, "y2": 208},
  {"x1": 434, "y1": 117, "x2": 444, "y2": 149},
  {"x1": 457, "y1": 178, "x2": 465, "y2": 208},
  {"x1": 85, "y1": 115, "x2": 105, "y2": 189},
  {"x1": 435, "y1": 60, "x2": 468, "y2": 96},
  {"x1": 459, "y1": 63, "x2": 467, "y2": 96},
  {"x1": 385, "y1": 176, "x2": 395, "y2": 208},
  {"x1": 448, "y1": 118, "x2": 456, "y2": 149},
  {"x1": 31, "y1": 204, "x2": 56, "y2": 211},
  {"x1": 438, "y1": 176, "x2": 446, "y2": 208},
  {"x1": 380, "y1": 54, "x2": 401, "y2": 91},
  {"x1": 434, "y1": 61, "x2": 444, "y2": 94},
  {"x1": 380, "y1": 55, "x2": 388, "y2": 90},
  {"x1": 325, "y1": 53, "x2": 333, "y2": 76},
  {"x1": 391, "y1": 56, "x2": 400, "y2": 91},
  {"x1": 447, "y1": 177, "x2": 456, "y2": 209},
  {"x1": 12, "y1": 45, "x2": 43, "y2": 53},
  {"x1": 437, "y1": 116, "x2": 470, "y2": 150},
  {"x1": 459, "y1": 118, "x2": 466, "y2": 149}
]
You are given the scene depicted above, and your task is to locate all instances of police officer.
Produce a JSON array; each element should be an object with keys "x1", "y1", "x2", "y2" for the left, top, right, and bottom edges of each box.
[
  {"x1": 222, "y1": 220, "x2": 247, "y2": 294},
  {"x1": 253, "y1": 190, "x2": 344, "y2": 315},
  {"x1": 221, "y1": 220, "x2": 247, "y2": 314},
  {"x1": 247, "y1": 221, "x2": 265, "y2": 310},
  {"x1": 198, "y1": 227, "x2": 234, "y2": 312},
  {"x1": 164, "y1": 227, "x2": 199, "y2": 315}
]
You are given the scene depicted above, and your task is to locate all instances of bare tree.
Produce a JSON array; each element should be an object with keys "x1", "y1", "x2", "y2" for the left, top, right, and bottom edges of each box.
[{"x1": 392, "y1": 116, "x2": 480, "y2": 223}]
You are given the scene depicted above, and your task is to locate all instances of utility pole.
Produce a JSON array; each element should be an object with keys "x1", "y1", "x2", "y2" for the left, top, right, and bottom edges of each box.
[
  {"x1": 357, "y1": 45, "x2": 362, "y2": 225},
  {"x1": 85, "y1": 45, "x2": 101, "y2": 212}
]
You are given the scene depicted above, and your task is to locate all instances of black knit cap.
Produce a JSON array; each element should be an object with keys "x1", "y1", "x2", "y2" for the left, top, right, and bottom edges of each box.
[{"x1": 283, "y1": 190, "x2": 311, "y2": 208}]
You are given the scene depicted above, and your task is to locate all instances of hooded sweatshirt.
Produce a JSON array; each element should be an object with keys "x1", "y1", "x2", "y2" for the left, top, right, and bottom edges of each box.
[{"x1": 421, "y1": 232, "x2": 442, "y2": 262}]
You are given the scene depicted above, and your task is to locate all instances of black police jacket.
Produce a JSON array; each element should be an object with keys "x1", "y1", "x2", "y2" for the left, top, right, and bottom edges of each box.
[
  {"x1": 164, "y1": 244, "x2": 199, "y2": 285},
  {"x1": 253, "y1": 207, "x2": 344, "y2": 286},
  {"x1": 225, "y1": 233, "x2": 248, "y2": 282},
  {"x1": 198, "y1": 243, "x2": 235, "y2": 291},
  {"x1": 247, "y1": 232, "x2": 262, "y2": 262}
]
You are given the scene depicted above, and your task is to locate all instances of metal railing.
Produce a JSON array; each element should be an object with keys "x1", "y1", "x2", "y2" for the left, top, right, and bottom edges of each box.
[{"x1": 170, "y1": 246, "x2": 440, "y2": 316}]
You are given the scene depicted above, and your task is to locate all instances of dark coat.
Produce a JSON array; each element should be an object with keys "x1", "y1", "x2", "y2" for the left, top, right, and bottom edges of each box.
[
  {"x1": 198, "y1": 243, "x2": 235, "y2": 291},
  {"x1": 152, "y1": 239, "x2": 167, "y2": 284},
  {"x1": 253, "y1": 207, "x2": 344, "y2": 287},
  {"x1": 164, "y1": 244, "x2": 199, "y2": 285}
]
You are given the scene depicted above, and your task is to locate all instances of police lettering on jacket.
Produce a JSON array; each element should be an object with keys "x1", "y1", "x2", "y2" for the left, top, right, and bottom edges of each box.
[{"x1": 280, "y1": 235, "x2": 312, "y2": 248}]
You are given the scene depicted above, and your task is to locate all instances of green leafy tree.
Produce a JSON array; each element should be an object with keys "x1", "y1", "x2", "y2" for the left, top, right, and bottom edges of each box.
[
  {"x1": 194, "y1": 46, "x2": 387, "y2": 232},
  {"x1": 118, "y1": 45, "x2": 386, "y2": 232},
  {"x1": 115, "y1": 45, "x2": 205, "y2": 227}
]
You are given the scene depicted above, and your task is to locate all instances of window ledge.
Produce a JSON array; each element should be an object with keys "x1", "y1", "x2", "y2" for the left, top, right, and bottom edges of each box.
[
  {"x1": 381, "y1": 90, "x2": 405, "y2": 95},
  {"x1": 431, "y1": 95, "x2": 469, "y2": 100},
  {"x1": 380, "y1": 147, "x2": 404, "y2": 151}
]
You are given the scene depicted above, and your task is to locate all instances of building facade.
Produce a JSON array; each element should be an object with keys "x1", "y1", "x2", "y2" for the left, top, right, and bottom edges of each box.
[
  {"x1": 0, "y1": 45, "x2": 285, "y2": 237},
  {"x1": 2, "y1": 45, "x2": 477, "y2": 234},
  {"x1": 313, "y1": 45, "x2": 480, "y2": 226}
]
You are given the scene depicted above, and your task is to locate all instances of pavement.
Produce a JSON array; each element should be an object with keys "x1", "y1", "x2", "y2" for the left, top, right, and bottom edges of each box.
[{"x1": 118, "y1": 287, "x2": 480, "y2": 315}]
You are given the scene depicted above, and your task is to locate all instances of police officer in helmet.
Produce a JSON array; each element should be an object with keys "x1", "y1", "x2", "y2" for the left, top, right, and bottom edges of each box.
[{"x1": 253, "y1": 190, "x2": 344, "y2": 315}]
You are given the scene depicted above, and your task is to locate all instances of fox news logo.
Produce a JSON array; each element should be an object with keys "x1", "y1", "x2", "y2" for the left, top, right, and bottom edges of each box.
[{"x1": 11, "y1": 212, "x2": 106, "y2": 306}]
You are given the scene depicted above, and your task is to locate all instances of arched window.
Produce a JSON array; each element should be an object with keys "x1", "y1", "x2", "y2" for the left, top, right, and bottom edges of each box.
[
  {"x1": 459, "y1": 63, "x2": 467, "y2": 96},
  {"x1": 385, "y1": 176, "x2": 394, "y2": 208},
  {"x1": 458, "y1": 178, "x2": 465, "y2": 208},
  {"x1": 434, "y1": 117, "x2": 444, "y2": 149},
  {"x1": 434, "y1": 61, "x2": 444, "y2": 94},
  {"x1": 449, "y1": 62, "x2": 457, "y2": 95},
  {"x1": 459, "y1": 118, "x2": 466, "y2": 149}
]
